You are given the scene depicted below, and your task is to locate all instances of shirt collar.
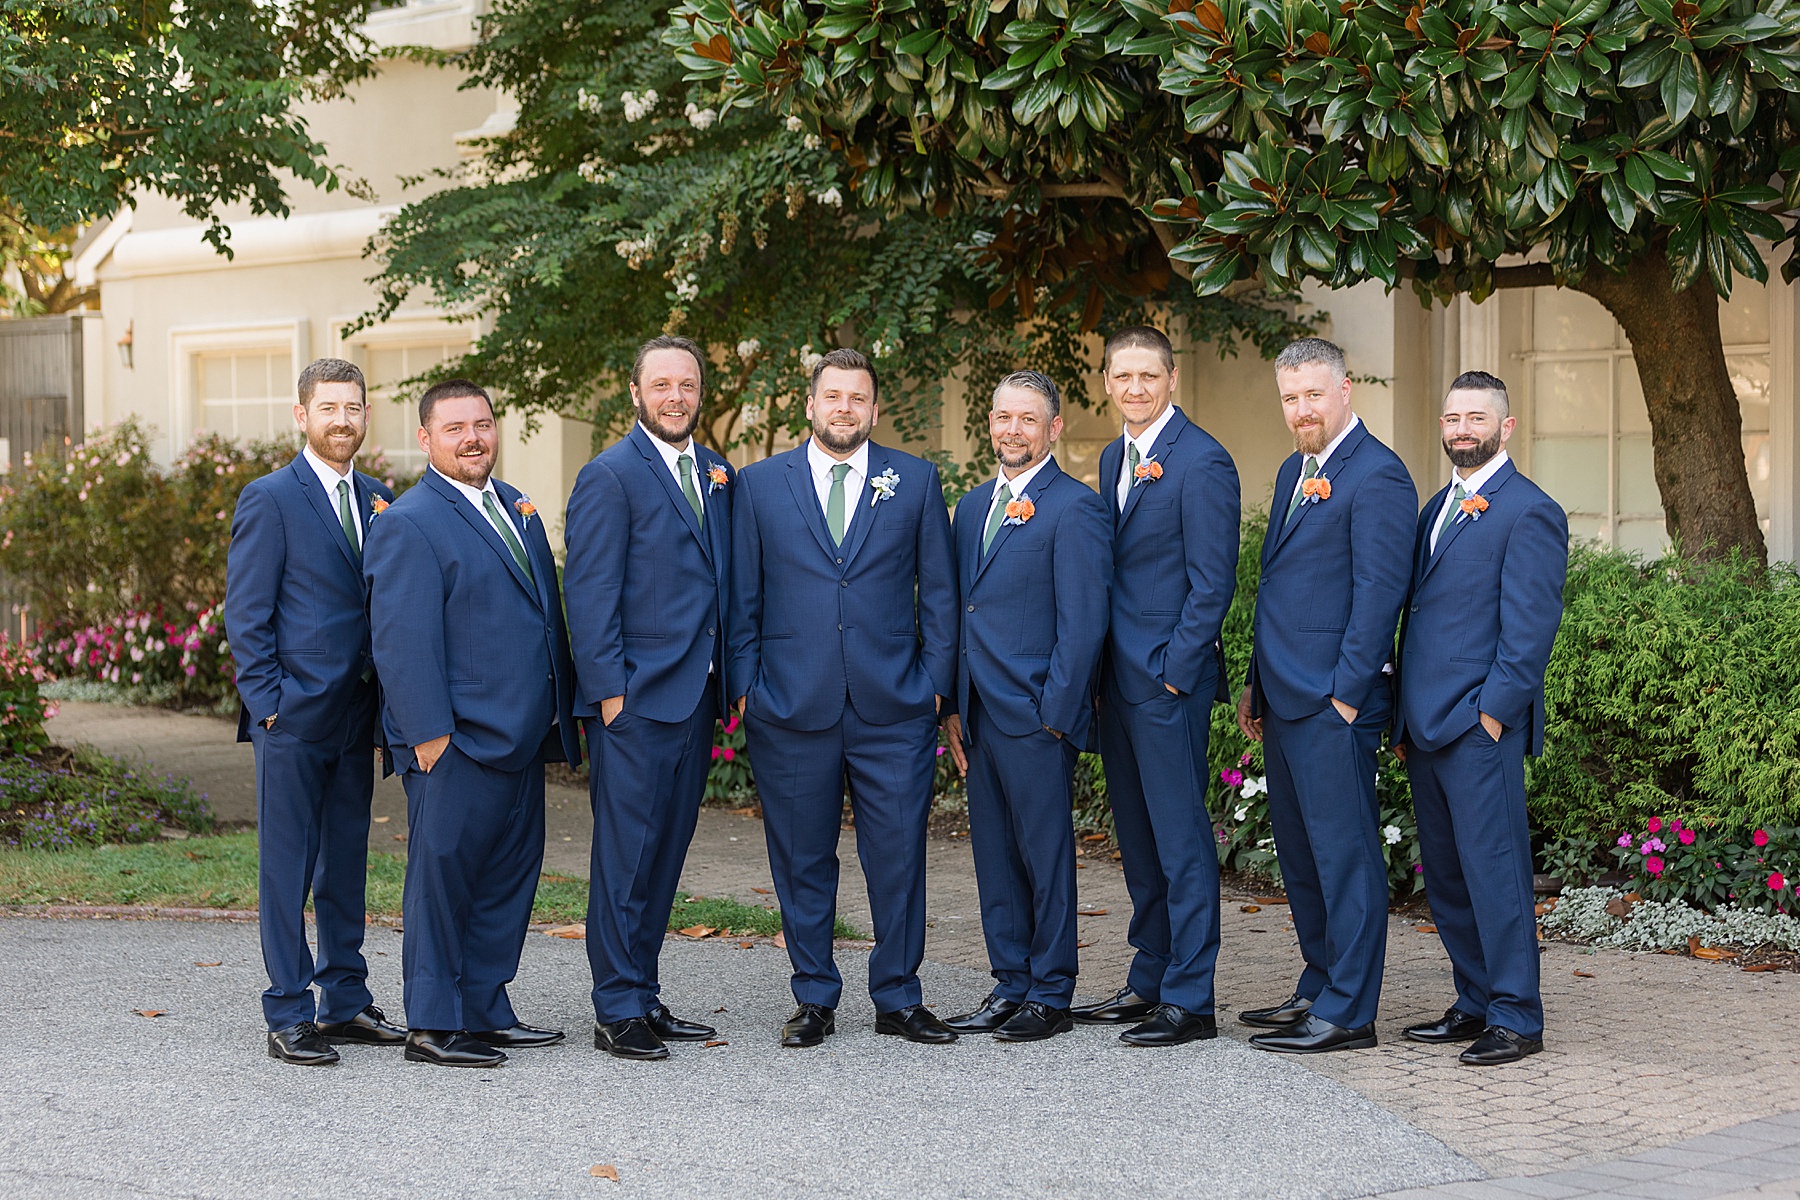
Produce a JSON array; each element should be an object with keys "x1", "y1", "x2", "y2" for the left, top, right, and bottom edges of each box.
[
  {"x1": 1451, "y1": 448, "x2": 1510, "y2": 496},
  {"x1": 807, "y1": 437, "x2": 869, "y2": 480},
  {"x1": 638, "y1": 421, "x2": 695, "y2": 469},
  {"x1": 1123, "y1": 403, "x2": 1178, "y2": 454},
  {"x1": 995, "y1": 454, "x2": 1053, "y2": 501},
  {"x1": 301, "y1": 444, "x2": 355, "y2": 494},
  {"x1": 430, "y1": 464, "x2": 498, "y2": 509},
  {"x1": 1310, "y1": 413, "x2": 1362, "y2": 471}
]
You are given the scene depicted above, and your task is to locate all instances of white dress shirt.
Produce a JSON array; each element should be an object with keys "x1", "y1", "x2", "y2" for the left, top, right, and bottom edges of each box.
[
  {"x1": 639, "y1": 421, "x2": 703, "y2": 506},
  {"x1": 431, "y1": 466, "x2": 516, "y2": 542},
  {"x1": 1285, "y1": 413, "x2": 1363, "y2": 510},
  {"x1": 807, "y1": 437, "x2": 869, "y2": 516},
  {"x1": 984, "y1": 454, "x2": 1055, "y2": 534},
  {"x1": 302, "y1": 444, "x2": 361, "y2": 544},
  {"x1": 1115, "y1": 403, "x2": 1180, "y2": 510},
  {"x1": 1428, "y1": 449, "x2": 1510, "y2": 554}
]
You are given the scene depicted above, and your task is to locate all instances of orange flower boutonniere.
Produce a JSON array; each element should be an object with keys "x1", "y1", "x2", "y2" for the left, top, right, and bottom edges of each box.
[
  {"x1": 514, "y1": 496, "x2": 538, "y2": 526},
  {"x1": 1459, "y1": 493, "x2": 1490, "y2": 521},
  {"x1": 370, "y1": 497, "x2": 390, "y2": 517},
  {"x1": 1301, "y1": 476, "x2": 1332, "y2": 504},
  {"x1": 1002, "y1": 496, "x2": 1036, "y2": 527},
  {"x1": 707, "y1": 464, "x2": 729, "y2": 494},
  {"x1": 1133, "y1": 457, "x2": 1164, "y2": 485}
]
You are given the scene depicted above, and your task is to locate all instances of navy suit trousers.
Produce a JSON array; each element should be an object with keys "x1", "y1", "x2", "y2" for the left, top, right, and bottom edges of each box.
[
  {"x1": 964, "y1": 690, "x2": 1079, "y2": 1008},
  {"x1": 251, "y1": 686, "x2": 377, "y2": 1029},
  {"x1": 745, "y1": 704, "x2": 937, "y2": 1012},
  {"x1": 399, "y1": 742, "x2": 546, "y2": 1032},
  {"x1": 1097, "y1": 673, "x2": 1222, "y2": 1013},
  {"x1": 1261, "y1": 688, "x2": 1392, "y2": 1029},
  {"x1": 1409, "y1": 723, "x2": 1542, "y2": 1038},
  {"x1": 584, "y1": 694, "x2": 717, "y2": 1024}
]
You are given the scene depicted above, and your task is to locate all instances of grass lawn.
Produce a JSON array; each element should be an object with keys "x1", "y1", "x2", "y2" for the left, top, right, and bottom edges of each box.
[{"x1": 0, "y1": 831, "x2": 863, "y2": 939}]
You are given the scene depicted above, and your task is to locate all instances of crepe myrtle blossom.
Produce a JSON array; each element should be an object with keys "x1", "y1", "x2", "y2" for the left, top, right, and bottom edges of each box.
[
  {"x1": 815, "y1": 186, "x2": 844, "y2": 208},
  {"x1": 620, "y1": 90, "x2": 658, "y2": 122},
  {"x1": 684, "y1": 102, "x2": 717, "y2": 130},
  {"x1": 785, "y1": 115, "x2": 805, "y2": 133}
]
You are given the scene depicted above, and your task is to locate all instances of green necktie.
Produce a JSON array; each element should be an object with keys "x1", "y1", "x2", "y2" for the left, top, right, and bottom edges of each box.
[
  {"x1": 1283, "y1": 455, "x2": 1320, "y2": 526},
  {"x1": 1436, "y1": 482, "x2": 1468, "y2": 548},
  {"x1": 482, "y1": 490, "x2": 535, "y2": 583},
  {"x1": 826, "y1": 462, "x2": 850, "y2": 545},
  {"x1": 678, "y1": 452, "x2": 703, "y2": 527},
  {"x1": 336, "y1": 479, "x2": 360, "y2": 558},
  {"x1": 982, "y1": 482, "x2": 1012, "y2": 555},
  {"x1": 1126, "y1": 442, "x2": 1140, "y2": 494}
]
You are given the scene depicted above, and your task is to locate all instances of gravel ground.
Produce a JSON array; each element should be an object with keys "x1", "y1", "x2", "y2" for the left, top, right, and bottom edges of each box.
[{"x1": 1, "y1": 916, "x2": 1480, "y2": 1200}]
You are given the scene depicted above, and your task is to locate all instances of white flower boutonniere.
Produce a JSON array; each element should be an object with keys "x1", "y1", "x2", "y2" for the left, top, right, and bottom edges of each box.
[{"x1": 869, "y1": 468, "x2": 900, "y2": 507}]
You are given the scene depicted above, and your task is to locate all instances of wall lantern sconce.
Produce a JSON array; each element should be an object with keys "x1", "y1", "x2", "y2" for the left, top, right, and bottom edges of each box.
[{"x1": 117, "y1": 320, "x2": 134, "y2": 370}]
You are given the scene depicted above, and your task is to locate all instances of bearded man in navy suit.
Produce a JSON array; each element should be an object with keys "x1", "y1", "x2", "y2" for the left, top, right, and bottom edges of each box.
[
  {"x1": 728, "y1": 348, "x2": 961, "y2": 1048},
  {"x1": 940, "y1": 371, "x2": 1110, "y2": 1043},
  {"x1": 564, "y1": 336, "x2": 733, "y2": 1061},
  {"x1": 1395, "y1": 371, "x2": 1567, "y2": 1066},
  {"x1": 227, "y1": 358, "x2": 402, "y2": 1065},
  {"x1": 1236, "y1": 337, "x2": 1416, "y2": 1055},
  {"x1": 364, "y1": 379, "x2": 582, "y2": 1068}
]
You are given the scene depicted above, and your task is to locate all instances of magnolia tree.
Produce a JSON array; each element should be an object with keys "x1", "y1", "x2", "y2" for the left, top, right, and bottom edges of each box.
[{"x1": 667, "y1": 0, "x2": 1800, "y2": 562}]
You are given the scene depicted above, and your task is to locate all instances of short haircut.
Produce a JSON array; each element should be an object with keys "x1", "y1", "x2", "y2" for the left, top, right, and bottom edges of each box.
[
  {"x1": 1447, "y1": 369, "x2": 1511, "y2": 419},
  {"x1": 1274, "y1": 337, "x2": 1348, "y2": 383},
  {"x1": 418, "y1": 378, "x2": 492, "y2": 428},
  {"x1": 297, "y1": 358, "x2": 366, "y2": 406},
  {"x1": 1102, "y1": 326, "x2": 1174, "y2": 373},
  {"x1": 631, "y1": 335, "x2": 707, "y2": 396},
  {"x1": 991, "y1": 369, "x2": 1060, "y2": 418},
  {"x1": 809, "y1": 347, "x2": 879, "y2": 404}
]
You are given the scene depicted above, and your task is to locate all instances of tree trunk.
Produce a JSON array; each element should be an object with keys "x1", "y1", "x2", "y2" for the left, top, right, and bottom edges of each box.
[{"x1": 1574, "y1": 244, "x2": 1767, "y2": 566}]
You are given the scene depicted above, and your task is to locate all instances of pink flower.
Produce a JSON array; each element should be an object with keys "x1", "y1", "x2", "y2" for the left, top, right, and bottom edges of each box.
[
  {"x1": 1647, "y1": 816, "x2": 1663, "y2": 834},
  {"x1": 1220, "y1": 768, "x2": 1244, "y2": 787},
  {"x1": 1671, "y1": 818, "x2": 1684, "y2": 833},
  {"x1": 1644, "y1": 855, "x2": 1665, "y2": 875},
  {"x1": 710, "y1": 747, "x2": 722, "y2": 761},
  {"x1": 1238, "y1": 751, "x2": 1253, "y2": 767},
  {"x1": 1772, "y1": 872, "x2": 1788, "y2": 893},
  {"x1": 1753, "y1": 829, "x2": 1770, "y2": 847},
  {"x1": 1616, "y1": 834, "x2": 1632, "y2": 848},
  {"x1": 720, "y1": 747, "x2": 735, "y2": 762},
  {"x1": 935, "y1": 746, "x2": 946, "y2": 757},
  {"x1": 1678, "y1": 829, "x2": 1696, "y2": 845},
  {"x1": 1639, "y1": 837, "x2": 1665, "y2": 855},
  {"x1": 722, "y1": 714, "x2": 740, "y2": 735},
  {"x1": 1413, "y1": 864, "x2": 1423, "y2": 874}
]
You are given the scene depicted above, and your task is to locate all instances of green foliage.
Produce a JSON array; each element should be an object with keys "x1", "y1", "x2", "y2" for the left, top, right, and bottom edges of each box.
[
  {"x1": 0, "y1": 637, "x2": 53, "y2": 758},
  {"x1": 0, "y1": 745, "x2": 212, "y2": 850}
]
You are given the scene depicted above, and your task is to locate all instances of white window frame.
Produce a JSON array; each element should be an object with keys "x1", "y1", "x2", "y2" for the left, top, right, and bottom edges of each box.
[
  {"x1": 168, "y1": 319, "x2": 310, "y2": 453},
  {"x1": 329, "y1": 311, "x2": 481, "y2": 473}
]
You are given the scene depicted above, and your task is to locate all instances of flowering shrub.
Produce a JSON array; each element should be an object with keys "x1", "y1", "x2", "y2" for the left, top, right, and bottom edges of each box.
[
  {"x1": 35, "y1": 607, "x2": 233, "y2": 706},
  {"x1": 0, "y1": 746, "x2": 212, "y2": 849},
  {"x1": 705, "y1": 712, "x2": 753, "y2": 803},
  {"x1": 0, "y1": 636, "x2": 56, "y2": 757},
  {"x1": 1602, "y1": 815, "x2": 1797, "y2": 915}
]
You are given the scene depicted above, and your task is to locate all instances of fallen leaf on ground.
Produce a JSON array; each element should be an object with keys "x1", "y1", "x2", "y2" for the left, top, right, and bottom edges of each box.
[
  {"x1": 677, "y1": 925, "x2": 716, "y2": 939},
  {"x1": 372, "y1": 816, "x2": 390, "y2": 824},
  {"x1": 1415, "y1": 924, "x2": 1438, "y2": 933},
  {"x1": 1604, "y1": 896, "x2": 1636, "y2": 918},
  {"x1": 1253, "y1": 896, "x2": 1288, "y2": 905},
  {"x1": 392, "y1": 834, "x2": 407, "y2": 842},
  {"x1": 773, "y1": 931, "x2": 786, "y2": 950},
  {"x1": 194, "y1": 961, "x2": 221, "y2": 968},
  {"x1": 1077, "y1": 909, "x2": 1109, "y2": 917},
  {"x1": 588, "y1": 1164, "x2": 619, "y2": 1181},
  {"x1": 1241, "y1": 904, "x2": 1262, "y2": 913},
  {"x1": 703, "y1": 1040, "x2": 728, "y2": 1048},
  {"x1": 1688, "y1": 936, "x2": 1737, "y2": 960},
  {"x1": 685, "y1": 895, "x2": 705, "y2": 902},
  {"x1": 1076, "y1": 941, "x2": 1092, "y2": 949},
  {"x1": 1075, "y1": 863, "x2": 1086, "y2": 870},
  {"x1": 544, "y1": 925, "x2": 586, "y2": 939},
  {"x1": 713, "y1": 1006, "x2": 727, "y2": 1014},
  {"x1": 1743, "y1": 964, "x2": 1780, "y2": 972},
  {"x1": 728, "y1": 806, "x2": 757, "y2": 816},
  {"x1": 184, "y1": 850, "x2": 202, "y2": 861},
  {"x1": 1082, "y1": 833, "x2": 1107, "y2": 843},
  {"x1": 752, "y1": 887, "x2": 772, "y2": 894},
  {"x1": 1573, "y1": 969, "x2": 1595, "y2": 978},
  {"x1": 738, "y1": 940, "x2": 753, "y2": 949},
  {"x1": 132, "y1": 1009, "x2": 165, "y2": 1018},
  {"x1": 1534, "y1": 900, "x2": 1557, "y2": 916}
]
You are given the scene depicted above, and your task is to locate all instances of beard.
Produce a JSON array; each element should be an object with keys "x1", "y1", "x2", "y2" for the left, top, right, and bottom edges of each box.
[
  {"x1": 813, "y1": 416, "x2": 872, "y2": 454},
  {"x1": 437, "y1": 440, "x2": 494, "y2": 487},
  {"x1": 1292, "y1": 422, "x2": 1330, "y2": 456},
  {"x1": 996, "y1": 440, "x2": 1037, "y2": 470},
  {"x1": 306, "y1": 422, "x2": 364, "y2": 467},
  {"x1": 1444, "y1": 428, "x2": 1503, "y2": 470},
  {"x1": 637, "y1": 398, "x2": 700, "y2": 444}
]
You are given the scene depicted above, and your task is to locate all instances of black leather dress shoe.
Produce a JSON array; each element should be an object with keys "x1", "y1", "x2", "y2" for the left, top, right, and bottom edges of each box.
[
  {"x1": 781, "y1": 1004, "x2": 836, "y2": 1048},
  {"x1": 647, "y1": 1004, "x2": 716, "y2": 1042},
  {"x1": 404, "y1": 1029, "x2": 506, "y2": 1068},
  {"x1": 268, "y1": 1021, "x2": 339, "y2": 1065},
  {"x1": 1459, "y1": 1026, "x2": 1543, "y2": 1065},
  {"x1": 1249, "y1": 1013, "x2": 1377, "y2": 1054},
  {"x1": 1237, "y1": 991, "x2": 1314, "y2": 1029},
  {"x1": 593, "y1": 1018, "x2": 669, "y2": 1060},
  {"x1": 1120, "y1": 1004, "x2": 1218, "y2": 1046},
  {"x1": 1071, "y1": 985, "x2": 1158, "y2": 1025},
  {"x1": 993, "y1": 1002, "x2": 1075, "y2": 1043},
  {"x1": 874, "y1": 1004, "x2": 958, "y2": 1044},
  {"x1": 943, "y1": 993, "x2": 1022, "y2": 1034},
  {"x1": 1403, "y1": 1006, "x2": 1487, "y2": 1044},
  {"x1": 317, "y1": 1005, "x2": 407, "y2": 1045},
  {"x1": 471, "y1": 1022, "x2": 565, "y2": 1048}
]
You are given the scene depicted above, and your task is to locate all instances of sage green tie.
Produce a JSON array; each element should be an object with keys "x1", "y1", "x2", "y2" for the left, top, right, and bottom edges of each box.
[
  {"x1": 678, "y1": 452, "x2": 703, "y2": 527},
  {"x1": 1126, "y1": 442, "x2": 1140, "y2": 493},
  {"x1": 482, "y1": 491, "x2": 535, "y2": 584},
  {"x1": 336, "y1": 479, "x2": 360, "y2": 558},
  {"x1": 1283, "y1": 455, "x2": 1320, "y2": 526},
  {"x1": 982, "y1": 482, "x2": 1012, "y2": 555},
  {"x1": 1435, "y1": 482, "x2": 1468, "y2": 549},
  {"x1": 826, "y1": 462, "x2": 850, "y2": 545}
]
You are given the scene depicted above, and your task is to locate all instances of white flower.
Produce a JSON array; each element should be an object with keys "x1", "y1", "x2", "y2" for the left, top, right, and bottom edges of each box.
[
  {"x1": 814, "y1": 186, "x2": 843, "y2": 208},
  {"x1": 735, "y1": 338, "x2": 760, "y2": 361},
  {"x1": 802, "y1": 133, "x2": 821, "y2": 150},
  {"x1": 620, "y1": 89, "x2": 658, "y2": 122},
  {"x1": 1383, "y1": 824, "x2": 1403, "y2": 845},
  {"x1": 868, "y1": 338, "x2": 892, "y2": 358},
  {"x1": 740, "y1": 404, "x2": 763, "y2": 428},
  {"x1": 1233, "y1": 806, "x2": 1249, "y2": 823},
  {"x1": 798, "y1": 343, "x2": 824, "y2": 373},
  {"x1": 785, "y1": 114, "x2": 805, "y2": 133},
  {"x1": 1240, "y1": 775, "x2": 1268, "y2": 799},
  {"x1": 575, "y1": 88, "x2": 603, "y2": 115},
  {"x1": 673, "y1": 275, "x2": 699, "y2": 302},
  {"x1": 685, "y1": 102, "x2": 717, "y2": 130}
]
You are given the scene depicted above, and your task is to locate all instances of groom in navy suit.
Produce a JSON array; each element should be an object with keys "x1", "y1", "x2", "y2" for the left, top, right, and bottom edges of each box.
[
  {"x1": 1237, "y1": 337, "x2": 1416, "y2": 1054},
  {"x1": 364, "y1": 379, "x2": 582, "y2": 1068},
  {"x1": 1396, "y1": 371, "x2": 1566, "y2": 1066},
  {"x1": 940, "y1": 371, "x2": 1110, "y2": 1043},
  {"x1": 564, "y1": 336, "x2": 733, "y2": 1061},
  {"x1": 227, "y1": 358, "x2": 402, "y2": 1065},
  {"x1": 729, "y1": 348, "x2": 960, "y2": 1047}
]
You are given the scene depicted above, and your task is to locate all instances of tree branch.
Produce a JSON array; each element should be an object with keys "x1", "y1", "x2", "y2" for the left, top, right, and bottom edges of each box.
[{"x1": 1492, "y1": 262, "x2": 1557, "y2": 290}]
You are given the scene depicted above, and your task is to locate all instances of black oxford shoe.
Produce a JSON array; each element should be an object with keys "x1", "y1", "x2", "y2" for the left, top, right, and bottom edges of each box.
[
  {"x1": 1071, "y1": 985, "x2": 1158, "y2": 1025},
  {"x1": 647, "y1": 1004, "x2": 716, "y2": 1042},
  {"x1": 405, "y1": 1029, "x2": 506, "y2": 1068},
  {"x1": 1120, "y1": 1004, "x2": 1218, "y2": 1047},
  {"x1": 471, "y1": 1022, "x2": 565, "y2": 1048},
  {"x1": 594, "y1": 1018, "x2": 669, "y2": 1061},
  {"x1": 993, "y1": 1002, "x2": 1075, "y2": 1043},
  {"x1": 874, "y1": 1004, "x2": 958, "y2": 1044},
  {"x1": 1237, "y1": 991, "x2": 1313, "y2": 1029},
  {"x1": 1403, "y1": 1006, "x2": 1487, "y2": 1044},
  {"x1": 1459, "y1": 1026, "x2": 1543, "y2": 1066},
  {"x1": 317, "y1": 1005, "x2": 407, "y2": 1045},
  {"x1": 781, "y1": 1004, "x2": 835, "y2": 1048},
  {"x1": 268, "y1": 1021, "x2": 339, "y2": 1065},
  {"x1": 943, "y1": 993, "x2": 1022, "y2": 1034},
  {"x1": 1249, "y1": 1013, "x2": 1377, "y2": 1054}
]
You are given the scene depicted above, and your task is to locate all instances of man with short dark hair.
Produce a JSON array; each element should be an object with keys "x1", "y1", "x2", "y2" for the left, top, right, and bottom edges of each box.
[
  {"x1": 1396, "y1": 371, "x2": 1566, "y2": 1066},
  {"x1": 226, "y1": 357, "x2": 401, "y2": 1065},
  {"x1": 364, "y1": 379, "x2": 582, "y2": 1068},
  {"x1": 564, "y1": 336, "x2": 733, "y2": 1061},
  {"x1": 728, "y1": 347, "x2": 961, "y2": 1048}
]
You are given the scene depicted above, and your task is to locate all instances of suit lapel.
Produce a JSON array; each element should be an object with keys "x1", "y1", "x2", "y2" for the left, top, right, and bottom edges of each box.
[
  {"x1": 293, "y1": 459, "x2": 362, "y2": 574},
  {"x1": 1414, "y1": 486, "x2": 1447, "y2": 583},
  {"x1": 495, "y1": 479, "x2": 554, "y2": 613},
  {"x1": 425, "y1": 470, "x2": 540, "y2": 605},
  {"x1": 783, "y1": 446, "x2": 839, "y2": 562},
  {"x1": 1118, "y1": 407, "x2": 1188, "y2": 530},
  {"x1": 1269, "y1": 421, "x2": 1371, "y2": 559},
  {"x1": 972, "y1": 457, "x2": 1060, "y2": 587},
  {"x1": 838, "y1": 444, "x2": 890, "y2": 570},
  {"x1": 1099, "y1": 438, "x2": 1123, "y2": 523},
  {"x1": 631, "y1": 425, "x2": 709, "y2": 558},
  {"x1": 958, "y1": 485, "x2": 988, "y2": 587},
  {"x1": 1420, "y1": 459, "x2": 1518, "y2": 584},
  {"x1": 1262, "y1": 455, "x2": 1301, "y2": 566}
]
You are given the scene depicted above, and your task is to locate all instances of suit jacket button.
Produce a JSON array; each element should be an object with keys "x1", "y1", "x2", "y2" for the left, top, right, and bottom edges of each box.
[
  {"x1": 1411, "y1": 605, "x2": 1419, "y2": 613},
  {"x1": 708, "y1": 627, "x2": 715, "y2": 636},
  {"x1": 836, "y1": 557, "x2": 844, "y2": 564},
  {"x1": 840, "y1": 580, "x2": 848, "y2": 588},
  {"x1": 838, "y1": 623, "x2": 844, "y2": 631},
  {"x1": 967, "y1": 604, "x2": 975, "y2": 612}
]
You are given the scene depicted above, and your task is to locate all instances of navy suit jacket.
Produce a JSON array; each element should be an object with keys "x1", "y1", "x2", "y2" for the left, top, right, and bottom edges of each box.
[
  {"x1": 728, "y1": 440, "x2": 957, "y2": 731},
  {"x1": 1248, "y1": 421, "x2": 1417, "y2": 721},
  {"x1": 1396, "y1": 459, "x2": 1568, "y2": 756},
  {"x1": 363, "y1": 469, "x2": 580, "y2": 773},
  {"x1": 225, "y1": 458, "x2": 393, "y2": 744},
  {"x1": 563, "y1": 425, "x2": 732, "y2": 723},
  {"x1": 952, "y1": 457, "x2": 1112, "y2": 748},
  {"x1": 1097, "y1": 406, "x2": 1241, "y2": 704}
]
